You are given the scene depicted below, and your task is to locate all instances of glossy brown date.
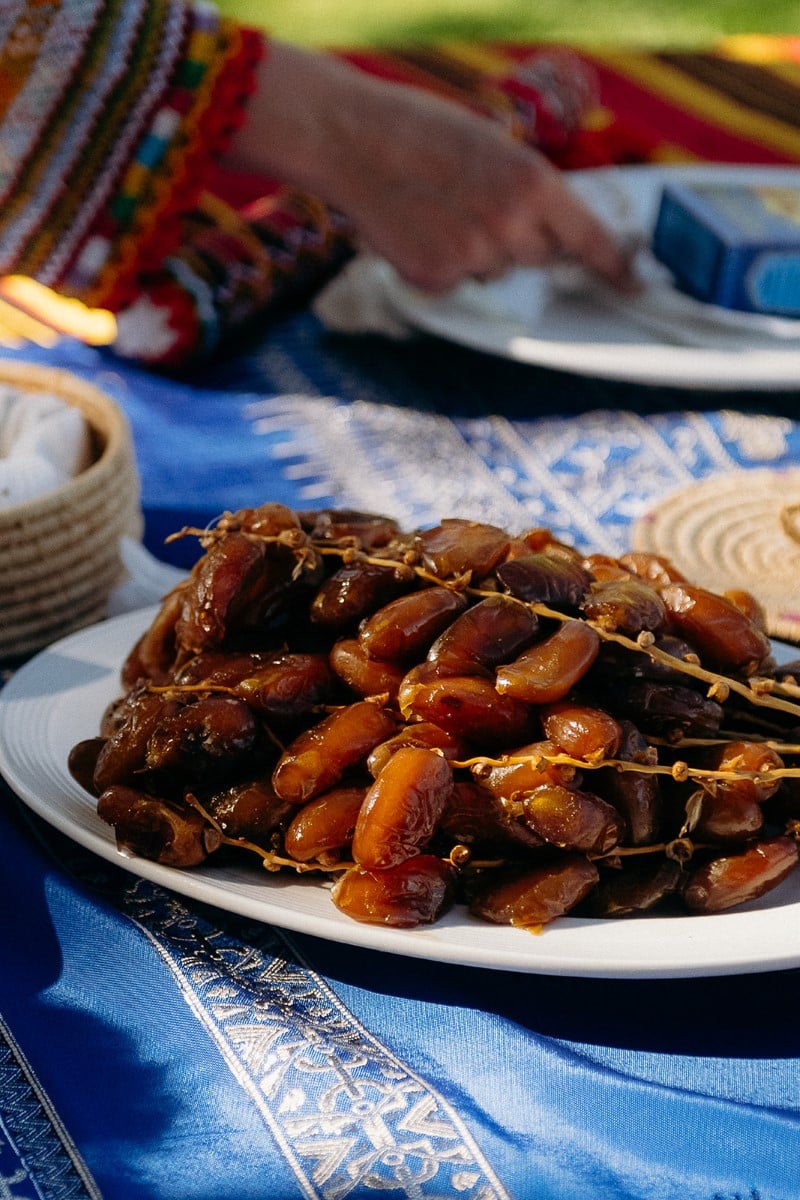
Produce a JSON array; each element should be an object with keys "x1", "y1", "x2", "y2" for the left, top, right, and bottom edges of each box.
[
  {"x1": 331, "y1": 855, "x2": 456, "y2": 926},
  {"x1": 367, "y1": 722, "x2": 466, "y2": 778},
  {"x1": 596, "y1": 720, "x2": 662, "y2": 846},
  {"x1": 352, "y1": 746, "x2": 453, "y2": 869},
  {"x1": 175, "y1": 532, "x2": 290, "y2": 656},
  {"x1": 97, "y1": 785, "x2": 221, "y2": 866},
  {"x1": 271, "y1": 701, "x2": 397, "y2": 804},
  {"x1": 595, "y1": 634, "x2": 701, "y2": 688},
  {"x1": 310, "y1": 561, "x2": 415, "y2": 631},
  {"x1": 219, "y1": 501, "x2": 305, "y2": 539},
  {"x1": 607, "y1": 679, "x2": 723, "y2": 738},
  {"x1": 469, "y1": 855, "x2": 599, "y2": 927},
  {"x1": 660, "y1": 583, "x2": 771, "y2": 673},
  {"x1": 329, "y1": 639, "x2": 406, "y2": 701},
  {"x1": 415, "y1": 519, "x2": 510, "y2": 579},
  {"x1": 68, "y1": 738, "x2": 107, "y2": 796},
  {"x1": 358, "y1": 587, "x2": 467, "y2": 662},
  {"x1": 541, "y1": 703, "x2": 622, "y2": 761},
  {"x1": 683, "y1": 837, "x2": 799, "y2": 913},
  {"x1": 521, "y1": 783, "x2": 624, "y2": 855},
  {"x1": 474, "y1": 739, "x2": 579, "y2": 802},
  {"x1": 205, "y1": 779, "x2": 294, "y2": 843},
  {"x1": 438, "y1": 779, "x2": 543, "y2": 851},
  {"x1": 723, "y1": 588, "x2": 767, "y2": 630},
  {"x1": 144, "y1": 696, "x2": 261, "y2": 776},
  {"x1": 695, "y1": 740, "x2": 783, "y2": 804},
  {"x1": 495, "y1": 553, "x2": 592, "y2": 610},
  {"x1": 616, "y1": 551, "x2": 688, "y2": 587},
  {"x1": 581, "y1": 554, "x2": 629, "y2": 582},
  {"x1": 283, "y1": 785, "x2": 367, "y2": 863},
  {"x1": 495, "y1": 619, "x2": 599, "y2": 704},
  {"x1": 586, "y1": 857, "x2": 683, "y2": 917},
  {"x1": 517, "y1": 528, "x2": 584, "y2": 559},
  {"x1": 693, "y1": 791, "x2": 764, "y2": 843},
  {"x1": 92, "y1": 691, "x2": 182, "y2": 792},
  {"x1": 427, "y1": 595, "x2": 538, "y2": 677},
  {"x1": 580, "y1": 577, "x2": 667, "y2": 636},
  {"x1": 122, "y1": 587, "x2": 184, "y2": 687},
  {"x1": 174, "y1": 649, "x2": 276, "y2": 687},
  {"x1": 232, "y1": 653, "x2": 334, "y2": 717},
  {"x1": 298, "y1": 508, "x2": 400, "y2": 550},
  {"x1": 399, "y1": 672, "x2": 533, "y2": 748}
]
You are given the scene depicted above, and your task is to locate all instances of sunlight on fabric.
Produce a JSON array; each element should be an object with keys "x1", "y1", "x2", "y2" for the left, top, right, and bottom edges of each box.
[{"x1": 0, "y1": 277, "x2": 116, "y2": 347}]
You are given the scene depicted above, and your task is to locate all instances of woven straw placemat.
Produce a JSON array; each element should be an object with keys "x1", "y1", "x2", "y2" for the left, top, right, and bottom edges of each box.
[
  {"x1": 631, "y1": 467, "x2": 800, "y2": 645},
  {"x1": 0, "y1": 361, "x2": 142, "y2": 662}
]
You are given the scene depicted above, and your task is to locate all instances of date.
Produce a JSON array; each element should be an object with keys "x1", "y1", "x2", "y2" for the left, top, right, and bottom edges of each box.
[
  {"x1": 272, "y1": 701, "x2": 396, "y2": 804},
  {"x1": 82, "y1": 503, "x2": 800, "y2": 939},
  {"x1": 331, "y1": 855, "x2": 456, "y2": 927},
  {"x1": 353, "y1": 746, "x2": 453, "y2": 869}
]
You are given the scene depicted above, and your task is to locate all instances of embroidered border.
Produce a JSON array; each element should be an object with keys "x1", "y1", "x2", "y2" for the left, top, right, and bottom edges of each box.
[
  {"x1": 0, "y1": 0, "x2": 104, "y2": 203},
  {"x1": 0, "y1": 0, "x2": 147, "y2": 267},
  {"x1": 238, "y1": 339, "x2": 797, "y2": 556},
  {"x1": 0, "y1": 1013, "x2": 102, "y2": 1200},
  {"x1": 123, "y1": 880, "x2": 511, "y2": 1200},
  {"x1": 39, "y1": 0, "x2": 187, "y2": 286}
]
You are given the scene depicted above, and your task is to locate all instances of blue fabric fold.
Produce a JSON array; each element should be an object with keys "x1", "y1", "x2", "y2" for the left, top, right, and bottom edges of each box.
[{"x1": 3, "y1": 782, "x2": 800, "y2": 1200}]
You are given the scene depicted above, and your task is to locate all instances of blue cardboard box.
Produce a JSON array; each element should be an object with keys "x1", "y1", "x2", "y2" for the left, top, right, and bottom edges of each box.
[{"x1": 651, "y1": 181, "x2": 800, "y2": 315}]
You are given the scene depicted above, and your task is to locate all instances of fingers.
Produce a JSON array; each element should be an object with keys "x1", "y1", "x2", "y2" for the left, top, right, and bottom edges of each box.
[
  {"x1": 540, "y1": 178, "x2": 640, "y2": 292},
  {"x1": 357, "y1": 198, "x2": 510, "y2": 294},
  {"x1": 478, "y1": 154, "x2": 636, "y2": 290},
  {"x1": 345, "y1": 96, "x2": 638, "y2": 295}
]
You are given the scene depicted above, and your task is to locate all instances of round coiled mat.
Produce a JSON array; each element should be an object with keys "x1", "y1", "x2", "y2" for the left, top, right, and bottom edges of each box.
[{"x1": 631, "y1": 467, "x2": 800, "y2": 645}]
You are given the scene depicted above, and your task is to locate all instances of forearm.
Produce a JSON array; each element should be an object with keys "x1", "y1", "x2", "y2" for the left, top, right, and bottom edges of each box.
[
  {"x1": 224, "y1": 40, "x2": 391, "y2": 211},
  {"x1": 226, "y1": 39, "x2": 635, "y2": 295}
]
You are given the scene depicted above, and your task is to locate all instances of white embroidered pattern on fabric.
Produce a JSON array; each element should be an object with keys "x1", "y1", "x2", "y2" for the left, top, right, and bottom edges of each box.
[
  {"x1": 718, "y1": 410, "x2": 794, "y2": 461},
  {"x1": 0, "y1": 1013, "x2": 102, "y2": 1200},
  {"x1": 243, "y1": 361, "x2": 793, "y2": 553},
  {"x1": 124, "y1": 881, "x2": 511, "y2": 1200}
]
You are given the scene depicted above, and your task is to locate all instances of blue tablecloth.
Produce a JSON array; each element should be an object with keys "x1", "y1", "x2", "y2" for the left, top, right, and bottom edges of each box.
[{"x1": 2, "y1": 314, "x2": 800, "y2": 1200}]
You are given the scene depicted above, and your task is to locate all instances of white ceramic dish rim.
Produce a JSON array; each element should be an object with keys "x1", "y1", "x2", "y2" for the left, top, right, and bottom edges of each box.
[
  {"x1": 1, "y1": 606, "x2": 799, "y2": 979},
  {"x1": 383, "y1": 164, "x2": 800, "y2": 391}
]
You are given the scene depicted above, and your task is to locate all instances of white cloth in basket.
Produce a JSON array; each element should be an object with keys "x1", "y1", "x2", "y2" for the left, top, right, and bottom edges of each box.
[{"x1": 0, "y1": 385, "x2": 93, "y2": 509}]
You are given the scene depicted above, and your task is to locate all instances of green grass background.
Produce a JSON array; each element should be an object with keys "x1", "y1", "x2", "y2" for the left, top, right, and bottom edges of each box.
[{"x1": 216, "y1": 0, "x2": 799, "y2": 48}]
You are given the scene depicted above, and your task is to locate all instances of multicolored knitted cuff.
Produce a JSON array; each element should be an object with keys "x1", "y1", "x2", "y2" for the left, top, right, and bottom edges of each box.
[
  {"x1": 112, "y1": 190, "x2": 355, "y2": 368},
  {"x1": 478, "y1": 48, "x2": 600, "y2": 152},
  {"x1": 0, "y1": 1, "x2": 265, "y2": 308}
]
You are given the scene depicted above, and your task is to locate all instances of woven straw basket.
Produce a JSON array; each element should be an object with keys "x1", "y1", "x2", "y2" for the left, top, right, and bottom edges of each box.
[{"x1": 0, "y1": 361, "x2": 142, "y2": 663}]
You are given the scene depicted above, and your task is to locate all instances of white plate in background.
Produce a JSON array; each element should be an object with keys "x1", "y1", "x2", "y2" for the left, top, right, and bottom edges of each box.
[{"x1": 383, "y1": 164, "x2": 800, "y2": 390}]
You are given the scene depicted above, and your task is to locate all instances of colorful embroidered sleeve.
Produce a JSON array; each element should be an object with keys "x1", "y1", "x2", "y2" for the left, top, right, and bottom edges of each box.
[
  {"x1": 0, "y1": 7, "x2": 604, "y2": 368},
  {"x1": 0, "y1": 1, "x2": 263, "y2": 341}
]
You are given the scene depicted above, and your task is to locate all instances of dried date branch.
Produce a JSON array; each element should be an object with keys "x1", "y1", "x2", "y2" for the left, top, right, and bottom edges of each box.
[
  {"x1": 455, "y1": 749, "x2": 800, "y2": 789},
  {"x1": 166, "y1": 521, "x2": 800, "y2": 723},
  {"x1": 527, "y1": 602, "x2": 800, "y2": 722},
  {"x1": 183, "y1": 792, "x2": 353, "y2": 875},
  {"x1": 650, "y1": 735, "x2": 800, "y2": 753},
  {"x1": 184, "y1": 793, "x2": 509, "y2": 876},
  {"x1": 305, "y1": 542, "x2": 800, "y2": 723},
  {"x1": 165, "y1": 524, "x2": 319, "y2": 580}
]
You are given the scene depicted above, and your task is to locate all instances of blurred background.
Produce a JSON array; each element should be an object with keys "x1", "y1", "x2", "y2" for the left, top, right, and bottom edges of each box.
[{"x1": 216, "y1": 1, "x2": 798, "y2": 48}]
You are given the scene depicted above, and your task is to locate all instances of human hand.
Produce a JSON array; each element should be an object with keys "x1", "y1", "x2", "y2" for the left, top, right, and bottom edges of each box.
[{"x1": 227, "y1": 42, "x2": 637, "y2": 295}]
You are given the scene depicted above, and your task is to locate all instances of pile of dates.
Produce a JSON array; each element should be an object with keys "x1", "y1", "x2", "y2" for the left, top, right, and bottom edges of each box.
[{"x1": 69, "y1": 503, "x2": 800, "y2": 930}]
